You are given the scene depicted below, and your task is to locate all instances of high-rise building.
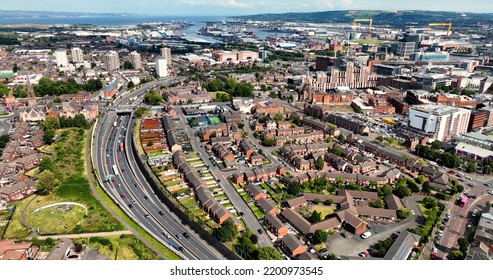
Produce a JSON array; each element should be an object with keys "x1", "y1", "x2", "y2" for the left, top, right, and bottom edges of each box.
[
  {"x1": 390, "y1": 42, "x2": 415, "y2": 58},
  {"x1": 155, "y1": 57, "x2": 168, "y2": 78},
  {"x1": 160, "y1": 47, "x2": 172, "y2": 65},
  {"x1": 129, "y1": 51, "x2": 142, "y2": 69},
  {"x1": 54, "y1": 49, "x2": 69, "y2": 67},
  {"x1": 408, "y1": 105, "x2": 471, "y2": 141},
  {"x1": 71, "y1": 47, "x2": 83, "y2": 63},
  {"x1": 103, "y1": 51, "x2": 120, "y2": 72}
]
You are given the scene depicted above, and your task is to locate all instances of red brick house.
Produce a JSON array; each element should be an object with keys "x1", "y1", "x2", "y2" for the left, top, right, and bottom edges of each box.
[
  {"x1": 244, "y1": 184, "x2": 266, "y2": 201},
  {"x1": 264, "y1": 213, "x2": 288, "y2": 238},
  {"x1": 280, "y1": 235, "x2": 307, "y2": 257}
]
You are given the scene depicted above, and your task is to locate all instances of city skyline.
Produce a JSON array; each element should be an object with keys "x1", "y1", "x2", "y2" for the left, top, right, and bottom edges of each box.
[{"x1": 0, "y1": 0, "x2": 492, "y2": 16}]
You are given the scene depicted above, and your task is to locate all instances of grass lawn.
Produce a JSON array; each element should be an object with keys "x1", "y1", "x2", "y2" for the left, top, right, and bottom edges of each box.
[
  {"x1": 262, "y1": 158, "x2": 270, "y2": 165},
  {"x1": 4, "y1": 202, "x2": 33, "y2": 239},
  {"x1": 249, "y1": 204, "x2": 264, "y2": 218},
  {"x1": 311, "y1": 205, "x2": 336, "y2": 218},
  {"x1": 271, "y1": 150, "x2": 280, "y2": 156},
  {"x1": 73, "y1": 234, "x2": 162, "y2": 260},
  {"x1": 25, "y1": 167, "x2": 39, "y2": 177},
  {"x1": 0, "y1": 209, "x2": 13, "y2": 238},
  {"x1": 179, "y1": 197, "x2": 198, "y2": 208},
  {"x1": 25, "y1": 201, "x2": 87, "y2": 235},
  {"x1": 240, "y1": 192, "x2": 253, "y2": 203},
  {"x1": 350, "y1": 39, "x2": 384, "y2": 45},
  {"x1": 134, "y1": 119, "x2": 145, "y2": 156}
]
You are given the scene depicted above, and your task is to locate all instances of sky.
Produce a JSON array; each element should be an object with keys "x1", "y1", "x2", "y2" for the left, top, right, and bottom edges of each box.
[{"x1": 1, "y1": 0, "x2": 492, "y2": 16}]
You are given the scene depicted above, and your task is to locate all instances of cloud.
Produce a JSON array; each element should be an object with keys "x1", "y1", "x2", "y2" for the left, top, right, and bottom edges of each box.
[{"x1": 227, "y1": 0, "x2": 248, "y2": 8}]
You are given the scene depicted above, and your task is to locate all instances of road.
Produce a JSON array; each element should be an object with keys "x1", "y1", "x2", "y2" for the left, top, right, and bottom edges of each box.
[
  {"x1": 92, "y1": 80, "x2": 225, "y2": 260},
  {"x1": 176, "y1": 107, "x2": 274, "y2": 248}
]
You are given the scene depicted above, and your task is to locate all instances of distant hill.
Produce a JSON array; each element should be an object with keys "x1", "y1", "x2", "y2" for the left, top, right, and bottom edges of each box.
[
  {"x1": 0, "y1": 10, "x2": 141, "y2": 19},
  {"x1": 233, "y1": 10, "x2": 493, "y2": 28}
]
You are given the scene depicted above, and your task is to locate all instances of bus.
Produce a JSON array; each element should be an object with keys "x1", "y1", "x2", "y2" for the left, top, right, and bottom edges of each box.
[
  {"x1": 119, "y1": 142, "x2": 124, "y2": 152},
  {"x1": 112, "y1": 165, "x2": 119, "y2": 176},
  {"x1": 458, "y1": 195, "x2": 468, "y2": 207}
]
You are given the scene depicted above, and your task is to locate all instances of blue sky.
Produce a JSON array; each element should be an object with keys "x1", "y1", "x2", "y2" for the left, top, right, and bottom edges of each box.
[{"x1": 3, "y1": 0, "x2": 492, "y2": 16}]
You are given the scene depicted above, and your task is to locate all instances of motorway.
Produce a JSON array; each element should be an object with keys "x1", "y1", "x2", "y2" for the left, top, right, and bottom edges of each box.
[
  {"x1": 92, "y1": 80, "x2": 225, "y2": 260},
  {"x1": 175, "y1": 107, "x2": 274, "y2": 248}
]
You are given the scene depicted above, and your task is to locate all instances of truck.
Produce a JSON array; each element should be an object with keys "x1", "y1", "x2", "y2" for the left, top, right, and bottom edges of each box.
[{"x1": 119, "y1": 142, "x2": 124, "y2": 152}]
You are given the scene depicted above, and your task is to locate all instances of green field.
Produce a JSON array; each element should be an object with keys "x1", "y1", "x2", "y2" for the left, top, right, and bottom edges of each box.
[
  {"x1": 350, "y1": 39, "x2": 384, "y2": 45},
  {"x1": 25, "y1": 203, "x2": 87, "y2": 235},
  {"x1": 207, "y1": 116, "x2": 222, "y2": 125},
  {"x1": 311, "y1": 205, "x2": 336, "y2": 218}
]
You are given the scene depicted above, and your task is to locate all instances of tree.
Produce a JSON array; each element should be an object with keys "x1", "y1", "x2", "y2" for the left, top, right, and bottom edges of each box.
[
  {"x1": 416, "y1": 175, "x2": 426, "y2": 184},
  {"x1": 233, "y1": 82, "x2": 254, "y2": 97},
  {"x1": 36, "y1": 170, "x2": 60, "y2": 195},
  {"x1": 315, "y1": 156, "x2": 325, "y2": 171},
  {"x1": 207, "y1": 79, "x2": 223, "y2": 92},
  {"x1": 431, "y1": 140, "x2": 442, "y2": 150},
  {"x1": 407, "y1": 181, "x2": 420, "y2": 193},
  {"x1": 375, "y1": 135, "x2": 384, "y2": 142},
  {"x1": 308, "y1": 211, "x2": 322, "y2": 223},
  {"x1": 458, "y1": 237, "x2": 469, "y2": 255},
  {"x1": 262, "y1": 137, "x2": 276, "y2": 147},
  {"x1": 422, "y1": 181, "x2": 431, "y2": 193},
  {"x1": 393, "y1": 185, "x2": 412, "y2": 198},
  {"x1": 134, "y1": 107, "x2": 147, "y2": 118},
  {"x1": 43, "y1": 129, "x2": 56, "y2": 144},
  {"x1": 465, "y1": 162, "x2": 477, "y2": 173},
  {"x1": 256, "y1": 247, "x2": 283, "y2": 260},
  {"x1": 83, "y1": 79, "x2": 103, "y2": 92},
  {"x1": 287, "y1": 181, "x2": 301, "y2": 196},
  {"x1": 423, "y1": 197, "x2": 438, "y2": 209},
  {"x1": 42, "y1": 116, "x2": 60, "y2": 131},
  {"x1": 143, "y1": 90, "x2": 162, "y2": 105},
  {"x1": 378, "y1": 184, "x2": 393, "y2": 196},
  {"x1": 397, "y1": 208, "x2": 412, "y2": 219},
  {"x1": 369, "y1": 199, "x2": 385, "y2": 208},
  {"x1": 249, "y1": 234, "x2": 258, "y2": 244},
  {"x1": 0, "y1": 83, "x2": 9, "y2": 98},
  {"x1": 331, "y1": 146, "x2": 342, "y2": 156},
  {"x1": 447, "y1": 250, "x2": 464, "y2": 260},
  {"x1": 274, "y1": 114, "x2": 283, "y2": 122},
  {"x1": 53, "y1": 97, "x2": 62, "y2": 103},
  {"x1": 147, "y1": 141, "x2": 153, "y2": 147},
  {"x1": 127, "y1": 81, "x2": 135, "y2": 89},
  {"x1": 313, "y1": 229, "x2": 329, "y2": 244},
  {"x1": 123, "y1": 61, "x2": 133, "y2": 69},
  {"x1": 12, "y1": 85, "x2": 27, "y2": 98},
  {"x1": 72, "y1": 114, "x2": 87, "y2": 128},
  {"x1": 214, "y1": 221, "x2": 238, "y2": 242},
  {"x1": 187, "y1": 98, "x2": 193, "y2": 104},
  {"x1": 39, "y1": 157, "x2": 54, "y2": 172},
  {"x1": 337, "y1": 134, "x2": 345, "y2": 143}
]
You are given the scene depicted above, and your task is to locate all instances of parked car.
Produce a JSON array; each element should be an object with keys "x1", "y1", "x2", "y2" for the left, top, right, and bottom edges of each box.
[
  {"x1": 361, "y1": 231, "x2": 372, "y2": 239},
  {"x1": 358, "y1": 251, "x2": 369, "y2": 257}
]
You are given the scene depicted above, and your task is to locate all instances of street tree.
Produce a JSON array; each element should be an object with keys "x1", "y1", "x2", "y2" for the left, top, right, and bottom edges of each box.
[{"x1": 313, "y1": 229, "x2": 329, "y2": 244}]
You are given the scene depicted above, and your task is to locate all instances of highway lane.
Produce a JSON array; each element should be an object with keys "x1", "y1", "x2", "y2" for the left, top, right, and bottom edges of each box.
[
  {"x1": 92, "y1": 82, "x2": 226, "y2": 259},
  {"x1": 120, "y1": 115, "x2": 223, "y2": 259},
  {"x1": 175, "y1": 107, "x2": 274, "y2": 248},
  {"x1": 96, "y1": 113, "x2": 223, "y2": 259}
]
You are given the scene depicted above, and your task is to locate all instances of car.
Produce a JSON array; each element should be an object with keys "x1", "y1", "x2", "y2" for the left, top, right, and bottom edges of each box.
[
  {"x1": 176, "y1": 234, "x2": 182, "y2": 239},
  {"x1": 432, "y1": 247, "x2": 438, "y2": 253},
  {"x1": 438, "y1": 230, "x2": 443, "y2": 235},
  {"x1": 358, "y1": 251, "x2": 369, "y2": 257},
  {"x1": 177, "y1": 246, "x2": 184, "y2": 252},
  {"x1": 134, "y1": 183, "x2": 138, "y2": 187},
  {"x1": 436, "y1": 235, "x2": 442, "y2": 241},
  {"x1": 411, "y1": 210, "x2": 416, "y2": 215},
  {"x1": 446, "y1": 214, "x2": 451, "y2": 218},
  {"x1": 161, "y1": 231, "x2": 168, "y2": 236},
  {"x1": 257, "y1": 229, "x2": 263, "y2": 234},
  {"x1": 144, "y1": 214, "x2": 149, "y2": 218},
  {"x1": 144, "y1": 195, "x2": 148, "y2": 200},
  {"x1": 158, "y1": 211, "x2": 164, "y2": 216},
  {"x1": 183, "y1": 232, "x2": 190, "y2": 238},
  {"x1": 430, "y1": 252, "x2": 437, "y2": 259},
  {"x1": 128, "y1": 204, "x2": 133, "y2": 208},
  {"x1": 318, "y1": 248, "x2": 329, "y2": 256},
  {"x1": 488, "y1": 190, "x2": 493, "y2": 195},
  {"x1": 361, "y1": 231, "x2": 372, "y2": 239},
  {"x1": 120, "y1": 194, "x2": 126, "y2": 199},
  {"x1": 485, "y1": 183, "x2": 491, "y2": 187},
  {"x1": 469, "y1": 195, "x2": 477, "y2": 199},
  {"x1": 238, "y1": 212, "x2": 244, "y2": 216},
  {"x1": 439, "y1": 225, "x2": 445, "y2": 231}
]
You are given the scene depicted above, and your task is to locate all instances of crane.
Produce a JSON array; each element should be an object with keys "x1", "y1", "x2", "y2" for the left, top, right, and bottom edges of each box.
[
  {"x1": 353, "y1": 18, "x2": 373, "y2": 31},
  {"x1": 428, "y1": 22, "x2": 452, "y2": 37}
]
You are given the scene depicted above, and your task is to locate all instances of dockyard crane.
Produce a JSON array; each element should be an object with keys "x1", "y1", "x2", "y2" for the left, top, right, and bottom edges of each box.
[
  {"x1": 428, "y1": 22, "x2": 452, "y2": 36},
  {"x1": 353, "y1": 18, "x2": 373, "y2": 31}
]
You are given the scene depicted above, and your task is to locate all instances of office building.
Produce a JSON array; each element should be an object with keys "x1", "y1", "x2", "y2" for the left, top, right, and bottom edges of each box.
[
  {"x1": 129, "y1": 51, "x2": 142, "y2": 69},
  {"x1": 103, "y1": 51, "x2": 120, "y2": 72},
  {"x1": 408, "y1": 105, "x2": 471, "y2": 141},
  {"x1": 160, "y1": 47, "x2": 172, "y2": 65},
  {"x1": 391, "y1": 42, "x2": 416, "y2": 58},
  {"x1": 71, "y1": 47, "x2": 83, "y2": 63},
  {"x1": 411, "y1": 51, "x2": 449, "y2": 62},
  {"x1": 373, "y1": 64, "x2": 402, "y2": 76},
  {"x1": 54, "y1": 49, "x2": 68, "y2": 67},
  {"x1": 156, "y1": 57, "x2": 168, "y2": 78},
  {"x1": 468, "y1": 110, "x2": 487, "y2": 131}
]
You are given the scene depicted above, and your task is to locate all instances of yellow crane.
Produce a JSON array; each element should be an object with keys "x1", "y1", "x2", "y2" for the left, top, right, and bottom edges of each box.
[
  {"x1": 428, "y1": 22, "x2": 452, "y2": 36},
  {"x1": 353, "y1": 18, "x2": 373, "y2": 31}
]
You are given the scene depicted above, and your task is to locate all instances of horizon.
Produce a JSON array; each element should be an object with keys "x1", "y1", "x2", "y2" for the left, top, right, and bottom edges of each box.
[{"x1": 0, "y1": 0, "x2": 491, "y2": 17}]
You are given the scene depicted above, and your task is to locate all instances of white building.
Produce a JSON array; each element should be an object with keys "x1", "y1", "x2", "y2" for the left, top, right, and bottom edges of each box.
[
  {"x1": 71, "y1": 47, "x2": 83, "y2": 63},
  {"x1": 155, "y1": 57, "x2": 168, "y2": 78},
  {"x1": 408, "y1": 105, "x2": 471, "y2": 141},
  {"x1": 160, "y1": 47, "x2": 172, "y2": 65},
  {"x1": 55, "y1": 49, "x2": 69, "y2": 67},
  {"x1": 129, "y1": 51, "x2": 142, "y2": 69},
  {"x1": 103, "y1": 51, "x2": 120, "y2": 72}
]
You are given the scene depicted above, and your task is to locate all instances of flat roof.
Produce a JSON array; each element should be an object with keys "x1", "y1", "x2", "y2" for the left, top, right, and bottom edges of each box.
[{"x1": 455, "y1": 142, "x2": 493, "y2": 158}]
